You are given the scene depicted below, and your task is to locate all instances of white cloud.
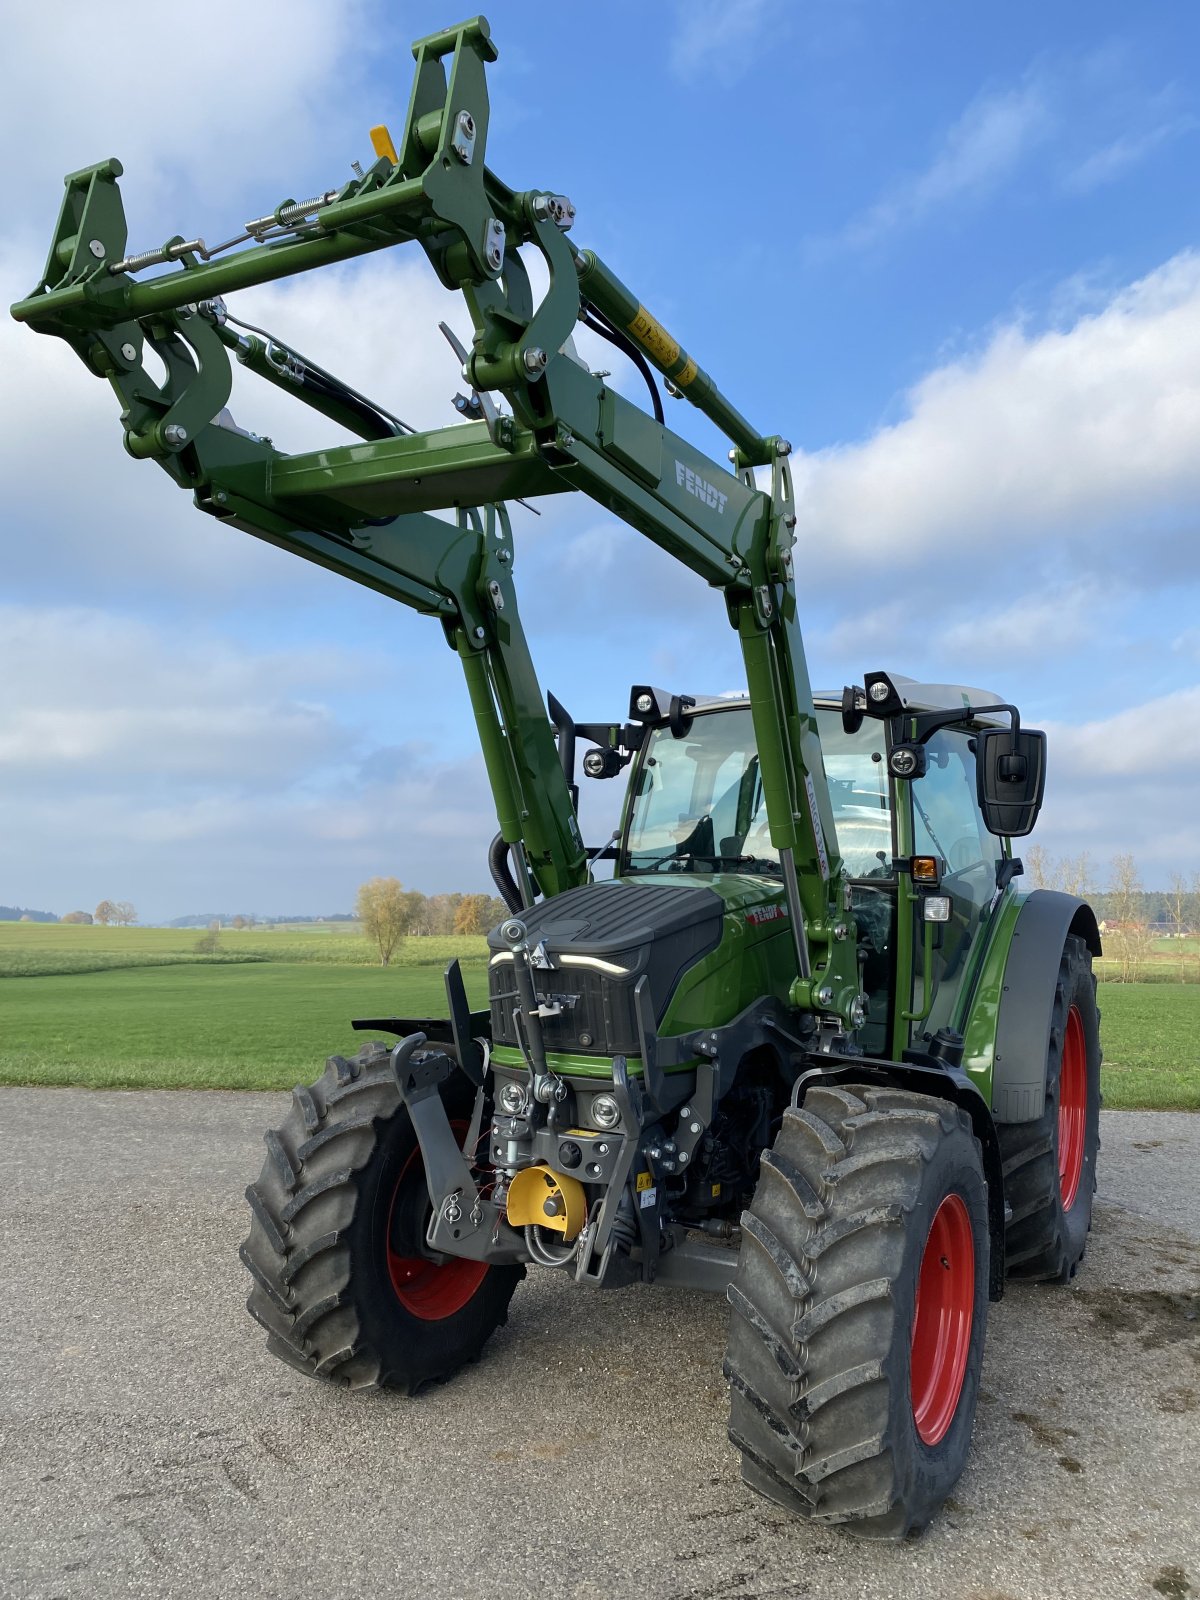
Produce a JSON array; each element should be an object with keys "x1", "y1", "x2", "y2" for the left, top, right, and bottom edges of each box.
[
  {"x1": 792, "y1": 251, "x2": 1200, "y2": 569},
  {"x1": 0, "y1": 746, "x2": 503, "y2": 921},
  {"x1": 815, "y1": 580, "x2": 1113, "y2": 684},
  {"x1": 940, "y1": 580, "x2": 1109, "y2": 659},
  {"x1": 4, "y1": 0, "x2": 377, "y2": 239},
  {"x1": 1033, "y1": 685, "x2": 1200, "y2": 879},
  {"x1": 1048, "y1": 686, "x2": 1200, "y2": 780},
  {"x1": 1066, "y1": 115, "x2": 1198, "y2": 193},
  {"x1": 0, "y1": 605, "x2": 368, "y2": 787},
  {"x1": 0, "y1": 603, "x2": 509, "y2": 917},
  {"x1": 669, "y1": 0, "x2": 780, "y2": 86},
  {"x1": 822, "y1": 55, "x2": 1198, "y2": 254},
  {"x1": 829, "y1": 81, "x2": 1051, "y2": 250}
]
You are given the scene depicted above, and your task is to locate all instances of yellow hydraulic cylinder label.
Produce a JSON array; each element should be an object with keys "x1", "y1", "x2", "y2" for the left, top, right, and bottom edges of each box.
[{"x1": 628, "y1": 306, "x2": 680, "y2": 369}]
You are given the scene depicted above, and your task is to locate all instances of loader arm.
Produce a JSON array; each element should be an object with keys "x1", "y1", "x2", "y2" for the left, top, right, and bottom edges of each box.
[{"x1": 11, "y1": 14, "x2": 860, "y2": 1027}]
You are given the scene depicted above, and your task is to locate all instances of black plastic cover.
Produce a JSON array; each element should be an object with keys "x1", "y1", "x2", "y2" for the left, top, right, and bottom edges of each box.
[{"x1": 487, "y1": 880, "x2": 723, "y2": 1057}]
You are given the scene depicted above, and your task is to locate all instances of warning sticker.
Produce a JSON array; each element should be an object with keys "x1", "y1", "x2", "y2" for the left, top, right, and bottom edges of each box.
[
  {"x1": 628, "y1": 306, "x2": 680, "y2": 369},
  {"x1": 804, "y1": 772, "x2": 831, "y2": 880},
  {"x1": 675, "y1": 355, "x2": 698, "y2": 388},
  {"x1": 639, "y1": 1186, "x2": 658, "y2": 1210},
  {"x1": 635, "y1": 1170, "x2": 653, "y2": 1192}
]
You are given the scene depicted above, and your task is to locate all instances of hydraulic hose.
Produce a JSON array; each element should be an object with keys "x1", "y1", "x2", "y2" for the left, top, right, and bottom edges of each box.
[{"x1": 489, "y1": 831, "x2": 524, "y2": 914}]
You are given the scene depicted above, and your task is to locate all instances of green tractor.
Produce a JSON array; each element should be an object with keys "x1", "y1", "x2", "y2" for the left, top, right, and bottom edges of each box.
[{"x1": 13, "y1": 16, "x2": 1101, "y2": 1538}]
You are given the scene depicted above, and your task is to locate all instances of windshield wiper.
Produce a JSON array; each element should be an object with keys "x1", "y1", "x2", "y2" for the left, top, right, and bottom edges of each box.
[
  {"x1": 642, "y1": 851, "x2": 699, "y2": 873},
  {"x1": 639, "y1": 851, "x2": 782, "y2": 876}
]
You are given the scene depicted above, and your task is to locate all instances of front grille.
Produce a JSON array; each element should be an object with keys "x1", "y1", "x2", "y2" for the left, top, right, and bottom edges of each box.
[
  {"x1": 488, "y1": 961, "x2": 642, "y2": 1057},
  {"x1": 485, "y1": 878, "x2": 724, "y2": 1062}
]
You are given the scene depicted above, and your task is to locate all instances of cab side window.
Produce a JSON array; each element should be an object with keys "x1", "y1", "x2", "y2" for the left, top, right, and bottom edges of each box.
[
  {"x1": 911, "y1": 732, "x2": 998, "y2": 878},
  {"x1": 911, "y1": 730, "x2": 1003, "y2": 1034}
]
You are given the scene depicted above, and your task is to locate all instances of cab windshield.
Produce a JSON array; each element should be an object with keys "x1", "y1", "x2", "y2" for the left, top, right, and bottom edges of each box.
[{"x1": 622, "y1": 705, "x2": 891, "y2": 877}]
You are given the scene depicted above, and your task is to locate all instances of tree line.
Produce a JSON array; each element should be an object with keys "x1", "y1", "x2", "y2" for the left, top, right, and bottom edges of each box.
[
  {"x1": 59, "y1": 900, "x2": 138, "y2": 925},
  {"x1": 356, "y1": 878, "x2": 510, "y2": 966},
  {"x1": 1024, "y1": 848, "x2": 1200, "y2": 981}
]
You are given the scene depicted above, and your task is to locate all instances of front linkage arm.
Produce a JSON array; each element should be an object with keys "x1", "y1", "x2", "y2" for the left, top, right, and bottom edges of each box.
[{"x1": 11, "y1": 13, "x2": 862, "y2": 1031}]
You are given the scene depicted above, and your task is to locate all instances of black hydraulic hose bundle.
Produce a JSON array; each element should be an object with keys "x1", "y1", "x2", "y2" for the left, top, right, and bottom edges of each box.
[
  {"x1": 489, "y1": 832, "x2": 525, "y2": 914},
  {"x1": 579, "y1": 303, "x2": 665, "y2": 424}
]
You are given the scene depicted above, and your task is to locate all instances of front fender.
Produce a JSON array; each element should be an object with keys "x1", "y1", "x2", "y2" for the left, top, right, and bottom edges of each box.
[
  {"x1": 988, "y1": 891, "x2": 1100, "y2": 1124},
  {"x1": 793, "y1": 1056, "x2": 1007, "y2": 1301}
]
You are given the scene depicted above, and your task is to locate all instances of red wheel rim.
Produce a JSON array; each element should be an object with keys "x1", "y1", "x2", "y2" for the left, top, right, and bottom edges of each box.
[
  {"x1": 910, "y1": 1193, "x2": 975, "y2": 1447},
  {"x1": 1058, "y1": 1004, "x2": 1087, "y2": 1211},
  {"x1": 386, "y1": 1119, "x2": 488, "y2": 1320}
]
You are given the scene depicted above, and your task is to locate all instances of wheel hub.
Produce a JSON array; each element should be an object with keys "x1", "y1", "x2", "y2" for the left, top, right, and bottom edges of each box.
[
  {"x1": 1058, "y1": 1004, "x2": 1087, "y2": 1211},
  {"x1": 910, "y1": 1192, "x2": 975, "y2": 1446},
  {"x1": 386, "y1": 1119, "x2": 488, "y2": 1320}
]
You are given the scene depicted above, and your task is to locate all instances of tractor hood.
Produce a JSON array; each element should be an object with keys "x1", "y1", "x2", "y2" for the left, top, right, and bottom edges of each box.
[{"x1": 486, "y1": 878, "x2": 724, "y2": 1060}]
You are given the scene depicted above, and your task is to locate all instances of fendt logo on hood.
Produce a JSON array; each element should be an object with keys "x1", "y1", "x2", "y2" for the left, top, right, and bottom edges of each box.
[
  {"x1": 675, "y1": 460, "x2": 728, "y2": 514},
  {"x1": 745, "y1": 904, "x2": 788, "y2": 926}
]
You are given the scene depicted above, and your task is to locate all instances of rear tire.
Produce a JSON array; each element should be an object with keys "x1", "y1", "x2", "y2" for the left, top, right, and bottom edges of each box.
[
  {"x1": 240, "y1": 1044, "x2": 523, "y2": 1392},
  {"x1": 724, "y1": 1084, "x2": 989, "y2": 1540},
  {"x1": 997, "y1": 934, "x2": 1101, "y2": 1282}
]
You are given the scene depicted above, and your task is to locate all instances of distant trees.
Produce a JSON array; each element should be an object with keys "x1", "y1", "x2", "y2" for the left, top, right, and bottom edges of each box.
[
  {"x1": 352, "y1": 886, "x2": 507, "y2": 945},
  {"x1": 95, "y1": 899, "x2": 137, "y2": 926},
  {"x1": 356, "y1": 877, "x2": 421, "y2": 966},
  {"x1": 61, "y1": 910, "x2": 93, "y2": 924},
  {"x1": 1024, "y1": 846, "x2": 1096, "y2": 897},
  {"x1": 453, "y1": 893, "x2": 492, "y2": 936},
  {"x1": 452, "y1": 893, "x2": 508, "y2": 936},
  {"x1": 1106, "y1": 853, "x2": 1153, "y2": 982},
  {"x1": 1168, "y1": 873, "x2": 1192, "y2": 944},
  {"x1": 1026, "y1": 849, "x2": 1200, "y2": 982},
  {"x1": 423, "y1": 893, "x2": 466, "y2": 936}
]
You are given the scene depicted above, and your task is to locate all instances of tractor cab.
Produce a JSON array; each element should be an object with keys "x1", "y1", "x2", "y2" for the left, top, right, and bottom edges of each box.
[{"x1": 613, "y1": 684, "x2": 1023, "y2": 1058}]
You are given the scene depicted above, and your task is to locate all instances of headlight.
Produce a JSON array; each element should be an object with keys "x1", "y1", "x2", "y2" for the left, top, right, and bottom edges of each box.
[
  {"x1": 498, "y1": 1080, "x2": 528, "y2": 1114},
  {"x1": 591, "y1": 1093, "x2": 621, "y2": 1129}
]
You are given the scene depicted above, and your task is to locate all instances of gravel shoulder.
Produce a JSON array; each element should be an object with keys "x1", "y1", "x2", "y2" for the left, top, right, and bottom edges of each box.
[{"x1": 1, "y1": 1089, "x2": 1197, "y2": 1600}]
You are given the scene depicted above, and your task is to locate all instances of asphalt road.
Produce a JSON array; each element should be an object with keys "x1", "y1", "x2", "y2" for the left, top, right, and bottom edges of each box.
[{"x1": 1, "y1": 1090, "x2": 1197, "y2": 1600}]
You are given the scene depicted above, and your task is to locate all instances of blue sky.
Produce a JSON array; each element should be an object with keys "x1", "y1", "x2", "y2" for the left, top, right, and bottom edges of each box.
[{"x1": 4, "y1": 0, "x2": 1200, "y2": 920}]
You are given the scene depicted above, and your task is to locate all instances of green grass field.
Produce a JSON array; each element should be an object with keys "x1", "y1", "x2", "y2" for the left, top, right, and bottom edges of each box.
[
  {"x1": 0, "y1": 923, "x2": 490, "y2": 1090},
  {"x1": 0, "y1": 922, "x2": 1196, "y2": 1107}
]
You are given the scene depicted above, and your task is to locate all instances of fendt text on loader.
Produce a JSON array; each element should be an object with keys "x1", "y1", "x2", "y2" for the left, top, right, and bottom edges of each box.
[{"x1": 13, "y1": 16, "x2": 1102, "y2": 1538}]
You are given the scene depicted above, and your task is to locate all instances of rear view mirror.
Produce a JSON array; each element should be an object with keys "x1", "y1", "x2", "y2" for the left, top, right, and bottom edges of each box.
[{"x1": 976, "y1": 728, "x2": 1047, "y2": 837}]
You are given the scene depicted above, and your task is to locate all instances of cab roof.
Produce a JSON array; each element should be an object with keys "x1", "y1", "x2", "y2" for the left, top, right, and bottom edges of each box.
[{"x1": 690, "y1": 676, "x2": 1007, "y2": 717}]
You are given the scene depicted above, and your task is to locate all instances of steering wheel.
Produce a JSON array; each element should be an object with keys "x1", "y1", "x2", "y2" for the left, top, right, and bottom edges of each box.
[{"x1": 947, "y1": 838, "x2": 979, "y2": 874}]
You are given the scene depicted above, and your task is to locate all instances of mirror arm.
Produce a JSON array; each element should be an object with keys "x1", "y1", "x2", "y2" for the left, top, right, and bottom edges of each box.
[{"x1": 893, "y1": 702, "x2": 1021, "y2": 748}]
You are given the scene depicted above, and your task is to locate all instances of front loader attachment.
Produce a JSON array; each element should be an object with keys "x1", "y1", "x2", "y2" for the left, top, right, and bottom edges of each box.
[{"x1": 11, "y1": 13, "x2": 864, "y2": 1031}]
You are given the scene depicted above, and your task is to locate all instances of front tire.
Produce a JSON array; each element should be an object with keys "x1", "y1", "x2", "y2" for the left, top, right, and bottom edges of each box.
[
  {"x1": 997, "y1": 934, "x2": 1101, "y2": 1282},
  {"x1": 723, "y1": 1084, "x2": 989, "y2": 1539},
  {"x1": 240, "y1": 1044, "x2": 523, "y2": 1392}
]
